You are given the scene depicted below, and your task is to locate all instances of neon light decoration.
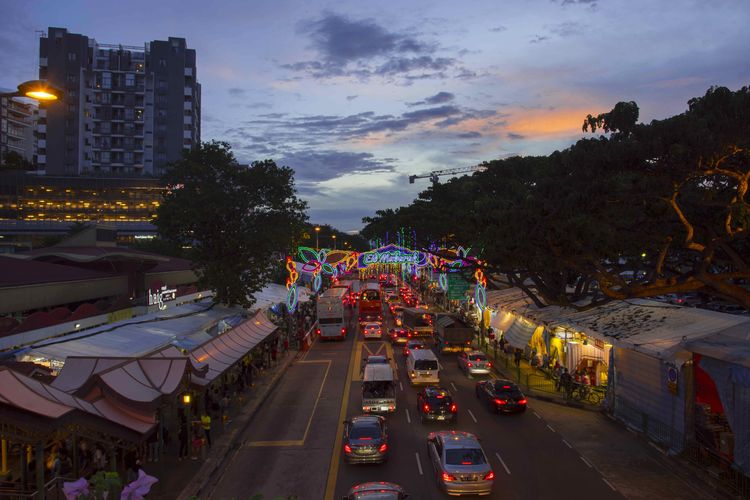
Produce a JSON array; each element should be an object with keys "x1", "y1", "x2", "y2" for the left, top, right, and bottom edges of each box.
[
  {"x1": 285, "y1": 256, "x2": 299, "y2": 313},
  {"x1": 474, "y1": 267, "x2": 487, "y2": 310},
  {"x1": 439, "y1": 273, "x2": 448, "y2": 291},
  {"x1": 357, "y1": 244, "x2": 428, "y2": 268},
  {"x1": 313, "y1": 272, "x2": 322, "y2": 293}
]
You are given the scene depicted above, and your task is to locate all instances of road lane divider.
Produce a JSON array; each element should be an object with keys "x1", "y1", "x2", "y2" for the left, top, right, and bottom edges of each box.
[
  {"x1": 324, "y1": 329, "x2": 359, "y2": 500},
  {"x1": 546, "y1": 424, "x2": 556, "y2": 433},
  {"x1": 562, "y1": 439, "x2": 572, "y2": 449},
  {"x1": 415, "y1": 452, "x2": 424, "y2": 475},
  {"x1": 580, "y1": 456, "x2": 593, "y2": 468},
  {"x1": 405, "y1": 408, "x2": 411, "y2": 424},
  {"x1": 400, "y1": 381, "x2": 404, "y2": 392},
  {"x1": 602, "y1": 478, "x2": 617, "y2": 491},
  {"x1": 533, "y1": 411, "x2": 541, "y2": 419},
  {"x1": 450, "y1": 382, "x2": 458, "y2": 392},
  {"x1": 494, "y1": 452, "x2": 511, "y2": 475},
  {"x1": 467, "y1": 409, "x2": 477, "y2": 423}
]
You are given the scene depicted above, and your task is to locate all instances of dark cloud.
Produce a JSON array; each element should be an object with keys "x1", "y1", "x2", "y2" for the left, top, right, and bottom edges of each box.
[
  {"x1": 550, "y1": 21, "x2": 584, "y2": 37},
  {"x1": 402, "y1": 105, "x2": 461, "y2": 121},
  {"x1": 284, "y1": 12, "x2": 460, "y2": 81},
  {"x1": 507, "y1": 132, "x2": 526, "y2": 140},
  {"x1": 407, "y1": 91, "x2": 455, "y2": 106},
  {"x1": 279, "y1": 149, "x2": 396, "y2": 183},
  {"x1": 489, "y1": 26, "x2": 508, "y2": 33},
  {"x1": 530, "y1": 35, "x2": 549, "y2": 44},
  {"x1": 346, "y1": 95, "x2": 358, "y2": 101},
  {"x1": 228, "y1": 88, "x2": 246, "y2": 97},
  {"x1": 457, "y1": 131, "x2": 482, "y2": 138},
  {"x1": 245, "y1": 102, "x2": 272, "y2": 109}
]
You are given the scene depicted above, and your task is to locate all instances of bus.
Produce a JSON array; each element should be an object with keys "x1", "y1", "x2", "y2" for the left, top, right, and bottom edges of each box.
[
  {"x1": 316, "y1": 287, "x2": 349, "y2": 340},
  {"x1": 358, "y1": 282, "x2": 382, "y2": 323},
  {"x1": 362, "y1": 363, "x2": 396, "y2": 413}
]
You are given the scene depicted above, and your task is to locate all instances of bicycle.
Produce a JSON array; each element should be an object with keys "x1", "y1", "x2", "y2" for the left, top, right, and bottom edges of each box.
[{"x1": 570, "y1": 384, "x2": 602, "y2": 405}]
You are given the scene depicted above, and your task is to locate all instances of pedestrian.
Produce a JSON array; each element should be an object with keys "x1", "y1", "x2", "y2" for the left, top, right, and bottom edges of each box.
[
  {"x1": 178, "y1": 424, "x2": 188, "y2": 461},
  {"x1": 561, "y1": 368, "x2": 573, "y2": 399},
  {"x1": 146, "y1": 431, "x2": 159, "y2": 462},
  {"x1": 201, "y1": 413, "x2": 212, "y2": 447},
  {"x1": 513, "y1": 349, "x2": 522, "y2": 367},
  {"x1": 271, "y1": 343, "x2": 278, "y2": 364}
]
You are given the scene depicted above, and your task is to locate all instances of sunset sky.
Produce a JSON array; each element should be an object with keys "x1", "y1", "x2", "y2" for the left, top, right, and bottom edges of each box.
[{"x1": 2, "y1": 0, "x2": 748, "y2": 231}]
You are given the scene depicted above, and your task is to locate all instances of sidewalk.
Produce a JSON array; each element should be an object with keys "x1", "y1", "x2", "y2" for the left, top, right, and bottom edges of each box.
[{"x1": 139, "y1": 347, "x2": 300, "y2": 500}]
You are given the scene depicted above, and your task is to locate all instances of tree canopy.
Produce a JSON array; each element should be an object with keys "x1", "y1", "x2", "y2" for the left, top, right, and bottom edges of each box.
[
  {"x1": 156, "y1": 141, "x2": 308, "y2": 306},
  {"x1": 362, "y1": 86, "x2": 750, "y2": 309}
]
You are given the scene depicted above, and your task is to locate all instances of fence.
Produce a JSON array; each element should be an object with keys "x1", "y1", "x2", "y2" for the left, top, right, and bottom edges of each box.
[{"x1": 684, "y1": 441, "x2": 750, "y2": 499}]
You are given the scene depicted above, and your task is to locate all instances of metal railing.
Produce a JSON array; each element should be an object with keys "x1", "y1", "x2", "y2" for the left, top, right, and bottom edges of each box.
[{"x1": 684, "y1": 441, "x2": 750, "y2": 499}]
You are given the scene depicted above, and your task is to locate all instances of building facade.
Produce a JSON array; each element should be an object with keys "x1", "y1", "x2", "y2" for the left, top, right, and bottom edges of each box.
[
  {"x1": 38, "y1": 27, "x2": 200, "y2": 176},
  {"x1": 0, "y1": 97, "x2": 37, "y2": 165}
]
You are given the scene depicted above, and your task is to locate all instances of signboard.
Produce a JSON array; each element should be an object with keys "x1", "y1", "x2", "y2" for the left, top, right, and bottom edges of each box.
[
  {"x1": 148, "y1": 285, "x2": 177, "y2": 310},
  {"x1": 666, "y1": 365, "x2": 678, "y2": 395},
  {"x1": 357, "y1": 244, "x2": 428, "y2": 268},
  {"x1": 446, "y1": 274, "x2": 470, "y2": 300}
]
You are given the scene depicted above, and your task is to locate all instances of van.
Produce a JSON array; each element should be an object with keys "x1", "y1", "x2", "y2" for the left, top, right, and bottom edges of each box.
[
  {"x1": 362, "y1": 363, "x2": 396, "y2": 413},
  {"x1": 407, "y1": 349, "x2": 439, "y2": 385}
]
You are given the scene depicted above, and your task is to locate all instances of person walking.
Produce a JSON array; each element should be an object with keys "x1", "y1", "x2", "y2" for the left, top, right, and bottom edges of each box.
[
  {"x1": 513, "y1": 348, "x2": 522, "y2": 367},
  {"x1": 201, "y1": 413, "x2": 212, "y2": 448},
  {"x1": 561, "y1": 368, "x2": 573, "y2": 399}
]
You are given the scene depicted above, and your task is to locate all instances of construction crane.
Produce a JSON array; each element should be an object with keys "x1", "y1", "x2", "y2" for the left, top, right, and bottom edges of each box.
[{"x1": 408, "y1": 164, "x2": 488, "y2": 184}]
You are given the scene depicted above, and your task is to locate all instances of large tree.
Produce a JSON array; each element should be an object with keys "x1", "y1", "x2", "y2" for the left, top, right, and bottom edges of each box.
[{"x1": 156, "y1": 141, "x2": 308, "y2": 306}]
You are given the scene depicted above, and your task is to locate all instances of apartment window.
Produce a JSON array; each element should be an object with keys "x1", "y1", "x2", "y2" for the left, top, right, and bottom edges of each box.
[
  {"x1": 101, "y1": 93, "x2": 111, "y2": 104},
  {"x1": 125, "y1": 73, "x2": 135, "y2": 87},
  {"x1": 67, "y1": 89, "x2": 77, "y2": 98},
  {"x1": 156, "y1": 95, "x2": 167, "y2": 105},
  {"x1": 67, "y1": 103, "x2": 76, "y2": 113},
  {"x1": 157, "y1": 137, "x2": 166, "y2": 147},
  {"x1": 157, "y1": 80, "x2": 168, "y2": 91},
  {"x1": 100, "y1": 122, "x2": 111, "y2": 134},
  {"x1": 156, "y1": 152, "x2": 167, "y2": 162},
  {"x1": 101, "y1": 151, "x2": 110, "y2": 163},
  {"x1": 124, "y1": 108, "x2": 134, "y2": 120},
  {"x1": 157, "y1": 110, "x2": 167, "y2": 118},
  {"x1": 124, "y1": 152, "x2": 134, "y2": 164},
  {"x1": 66, "y1": 74, "x2": 77, "y2": 84},
  {"x1": 102, "y1": 72, "x2": 111, "y2": 89},
  {"x1": 67, "y1": 52, "x2": 77, "y2": 62}
]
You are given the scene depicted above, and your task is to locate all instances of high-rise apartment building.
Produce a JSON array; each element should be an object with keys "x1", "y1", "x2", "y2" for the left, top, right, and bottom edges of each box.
[
  {"x1": 0, "y1": 97, "x2": 37, "y2": 166},
  {"x1": 38, "y1": 27, "x2": 200, "y2": 176}
]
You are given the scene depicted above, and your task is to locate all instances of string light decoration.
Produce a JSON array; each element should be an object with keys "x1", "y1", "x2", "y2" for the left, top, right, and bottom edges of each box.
[
  {"x1": 474, "y1": 267, "x2": 487, "y2": 310},
  {"x1": 285, "y1": 256, "x2": 300, "y2": 313}
]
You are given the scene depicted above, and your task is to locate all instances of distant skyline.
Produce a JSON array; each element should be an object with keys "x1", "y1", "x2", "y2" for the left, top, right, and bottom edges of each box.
[{"x1": 1, "y1": 0, "x2": 749, "y2": 232}]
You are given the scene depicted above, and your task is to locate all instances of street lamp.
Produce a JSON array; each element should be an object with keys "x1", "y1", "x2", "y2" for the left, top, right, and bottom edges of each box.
[
  {"x1": 0, "y1": 80, "x2": 63, "y2": 101},
  {"x1": 315, "y1": 226, "x2": 320, "y2": 250},
  {"x1": 332, "y1": 234, "x2": 337, "y2": 249}
]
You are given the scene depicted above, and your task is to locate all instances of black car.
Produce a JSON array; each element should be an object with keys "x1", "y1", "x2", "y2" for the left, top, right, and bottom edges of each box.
[
  {"x1": 475, "y1": 379, "x2": 527, "y2": 413},
  {"x1": 417, "y1": 386, "x2": 458, "y2": 423},
  {"x1": 343, "y1": 415, "x2": 389, "y2": 464}
]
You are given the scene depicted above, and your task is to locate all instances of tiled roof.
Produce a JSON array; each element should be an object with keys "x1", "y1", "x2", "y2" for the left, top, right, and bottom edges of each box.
[{"x1": 0, "y1": 255, "x2": 117, "y2": 287}]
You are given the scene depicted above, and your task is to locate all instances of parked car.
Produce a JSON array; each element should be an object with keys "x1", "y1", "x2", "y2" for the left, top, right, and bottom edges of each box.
[
  {"x1": 343, "y1": 415, "x2": 389, "y2": 464},
  {"x1": 475, "y1": 379, "x2": 527, "y2": 413},
  {"x1": 417, "y1": 386, "x2": 457, "y2": 423},
  {"x1": 343, "y1": 482, "x2": 409, "y2": 499},
  {"x1": 427, "y1": 431, "x2": 494, "y2": 496},
  {"x1": 457, "y1": 351, "x2": 492, "y2": 377}
]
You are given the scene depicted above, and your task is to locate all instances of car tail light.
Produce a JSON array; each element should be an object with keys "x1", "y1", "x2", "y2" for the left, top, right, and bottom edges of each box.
[
  {"x1": 466, "y1": 340, "x2": 471, "y2": 345},
  {"x1": 378, "y1": 330, "x2": 381, "y2": 335},
  {"x1": 467, "y1": 362, "x2": 473, "y2": 367},
  {"x1": 410, "y1": 371, "x2": 416, "y2": 378},
  {"x1": 494, "y1": 398, "x2": 507, "y2": 405},
  {"x1": 405, "y1": 349, "x2": 410, "y2": 355},
  {"x1": 407, "y1": 332, "x2": 412, "y2": 338},
  {"x1": 442, "y1": 472, "x2": 457, "y2": 482},
  {"x1": 341, "y1": 327, "x2": 346, "y2": 334},
  {"x1": 423, "y1": 404, "x2": 430, "y2": 413},
  {"x1": 450, "y1": 403, "x2": 457, "y2": 413},
  {"x1": 344, "y1": 444, "x2": 352, "y2": 454},
  {"x1": 378, "y1": 443, "x2": 388, "y2": 453},
  {"x1": 519, "y1": 399, "x2": 527, "y2": 405},
  {"x1": 316, "y1": 329, "x2": 320, "y2": 335},
  {"x1": 487, "y1": 362, "x2": 492, "y2": 368},
  {"x1": 484, "y1": 471, "x2": 495, "y2": 480}
]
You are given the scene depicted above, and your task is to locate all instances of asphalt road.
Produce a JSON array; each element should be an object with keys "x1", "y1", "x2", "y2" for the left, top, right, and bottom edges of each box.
[{"x1": 332, "y1": 310, "x2": 624, "y2": 500}]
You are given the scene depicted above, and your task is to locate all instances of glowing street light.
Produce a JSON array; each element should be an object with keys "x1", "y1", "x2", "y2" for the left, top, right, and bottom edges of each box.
[
  {"x1": 315, "y1": 226, "x2": 321, "y2": 249},
  {"x1": 332, "y1": 234, "x2": 337, "y2": 249},
  {"x1": 0, "y1": 80, "x2": 63, "y2": 101}
]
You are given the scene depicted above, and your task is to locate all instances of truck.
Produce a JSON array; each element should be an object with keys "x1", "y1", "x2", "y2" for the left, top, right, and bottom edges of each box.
[
  {"x1": 434, "y1": 314, "x2": 475, "y2": 352},
  {"x1": 362, "y1": 363, "x2": 396, "y2": 413},
  {"x1": 402, "y1": 306, "x2": 441, "y2": 337},
  {"x1": 316, "y1": 287, "x2": 349, "y2": 340}
]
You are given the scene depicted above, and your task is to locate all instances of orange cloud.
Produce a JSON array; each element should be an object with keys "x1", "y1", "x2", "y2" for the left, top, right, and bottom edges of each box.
[{"x1": 505, "y1": 107, "x2": 592, "y2": 137}]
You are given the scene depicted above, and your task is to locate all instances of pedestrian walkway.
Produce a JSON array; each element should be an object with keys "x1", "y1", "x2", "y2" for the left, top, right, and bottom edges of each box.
[{"x1": 133, "y1": 346, "x2": 300, "y2": 499}]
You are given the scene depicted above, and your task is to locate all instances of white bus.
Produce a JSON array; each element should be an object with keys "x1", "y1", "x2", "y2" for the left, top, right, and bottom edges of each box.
[{"x1": 316, "y1": 287, "x2": 349, "y2": 340}]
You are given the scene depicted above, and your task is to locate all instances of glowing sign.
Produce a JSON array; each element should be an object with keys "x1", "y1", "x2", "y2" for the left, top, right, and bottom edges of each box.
[
  {"x1": 358, "y1": 244, "x2": 428, "y2": 268},
  {"x1": 148, "y1": 285, "x2": 177, "y2": 310}
]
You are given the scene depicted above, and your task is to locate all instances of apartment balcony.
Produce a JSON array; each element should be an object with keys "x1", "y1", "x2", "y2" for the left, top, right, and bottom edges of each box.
[
  {"x1": 183, "y1": 130, "x2": 193, "y2": 139},
  {"x1": 39, "y1": 57, "x2": 47, "y2": 67},
  {"x1": 36, "y1": 124, "x2": 46, "y2": 133},
  {"x1": 184, "y1": 87, "x2": 192, "y2": 96},
  {"x1": 184, "y1": 67, "x2": 193, "y2": 76},
  {"x1": 183, "y1": 101, "x2": 192, "y2": 111},
  {"x1": 37, "y1": 155, "x2": 46, "y2": 163},
  {"x1": 37, "y1": 139, "x2": 46, "y2": 149}
]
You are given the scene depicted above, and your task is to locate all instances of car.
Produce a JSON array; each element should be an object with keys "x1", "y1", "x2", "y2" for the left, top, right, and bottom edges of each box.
[
  {"x1": 403, "y1": 339, "x2": 426, "y2": 357},
  {"x1": 457, "y1": 351, "x2": 492, "y2": 377},
  {"x1": 427, "y1": 431, "x2": 494, "y2": 496},
  {"x1": 343, "y1": 415, "x2": 389, "y2": 464},
  {"x1": 389, "y1": 328, "x2": 410, "y2": 345},
  {"x1": 417, "y1": 386, "x2": 458, "y2": 423},
  {"x1": 343, "y1": 482, "x2": 409, "y2": 500},
  {"x1": 366, "y1": 355, "x2": 389, "y2": 364},
  {"x1": 475, "y1": 379, "x2": 527, "y2": 413},
  {"x1": 362, "y1": 322, "x2": 383, "y2": 339}
]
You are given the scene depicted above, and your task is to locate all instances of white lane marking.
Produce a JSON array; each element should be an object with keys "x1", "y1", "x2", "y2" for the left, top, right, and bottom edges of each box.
[
  {"x1": 546, "y1": 424, "x2": 556, "y2": 433},
  {"x1": 602, "y1": 478, "x2": 617, "y2": 491},
  {"x1": 580, "y1": 456, "x2": 593, "y2": 468},
  {"x1": 450, "y1": 382, "x2": 458, "y2": 392},
  {"x1": 415, "y1": 452, "x2": 424, "y2": 475},
  {"x1": 533, "y1": 411, "x2": 541, "y2": 419},
  {"x1": 494, "y1": 452, "x2": 511, "y2": 475},
  {"x1": 405, "y1": 408, "x2": 411, "y2": 424},
  {"x1": 562, "y1": 439, "x2": 572, "y2": 449},
  {"x1": 649, "y1": 441, "x2": 666, "y2": 455},
  {"x1": 400, "y1": 382, "x2": 404, "y2": 392},
  {"x1": 438, "y1": 361, "x2": 444, "y2": 370},
  {"x1": 467, "y1": 409, "x2": 478, "y2": 423}
]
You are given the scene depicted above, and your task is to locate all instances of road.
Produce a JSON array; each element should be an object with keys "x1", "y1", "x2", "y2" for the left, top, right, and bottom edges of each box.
[{"x1": 206, "y1": 290, "x2": 700, "y2": 500}]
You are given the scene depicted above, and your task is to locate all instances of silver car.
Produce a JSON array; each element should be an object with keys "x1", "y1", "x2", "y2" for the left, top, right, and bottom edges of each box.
[
  {"x1": 457, "y1": 351, "x2": 492, "y2": 377},
  {"x1": 343, "y1": 482, "x2": 409, "y2": 499},
  {"x1": 427, "y1": 431, "x2": 494, "y2": 495}
]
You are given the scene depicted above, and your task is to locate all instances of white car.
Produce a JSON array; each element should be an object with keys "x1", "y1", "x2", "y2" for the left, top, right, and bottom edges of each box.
[{"x1": 362, "y1": 322, "x2": 383, "y2": 339}]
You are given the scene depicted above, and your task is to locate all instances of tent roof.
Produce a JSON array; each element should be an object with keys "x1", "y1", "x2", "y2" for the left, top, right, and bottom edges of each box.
[
  {"x1": 24, "y1": 300, "x2": 243, "y2": 363},
  {"x1": 191, "y1": 311, "x2": 278, "y2": 386},
  {"x1": 487, "y1": 288, "x2": 750, "y2": 359},
  {"x1": 248, "y1": 283, "x2": 311, "y2": 312},
  {"x1": 683, "y1": 323, "x2": 750, "y2": 368}
]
